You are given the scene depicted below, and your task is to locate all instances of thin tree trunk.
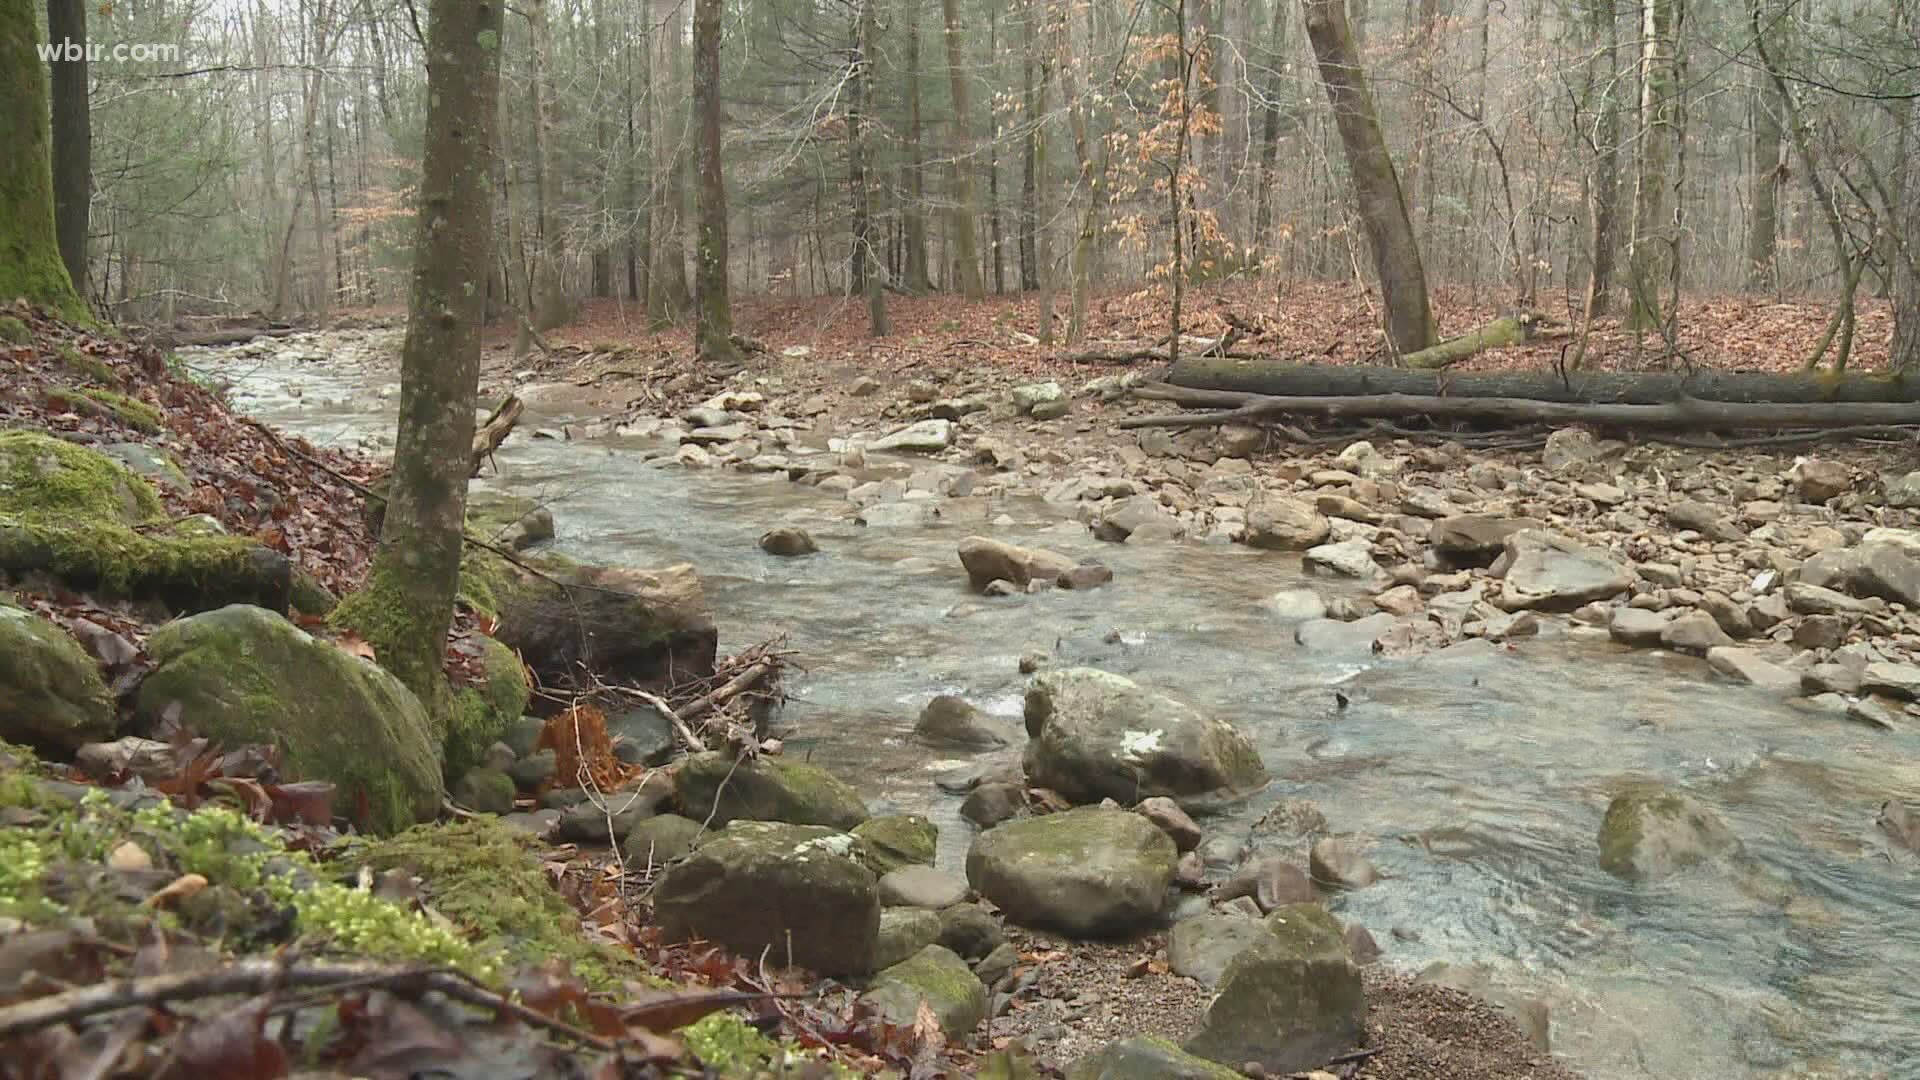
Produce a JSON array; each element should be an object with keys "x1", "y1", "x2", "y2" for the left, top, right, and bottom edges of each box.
[
  {"x1": 1628, "y1": 0, "x2": 1684, "y2": 332},
  {"x1": 46, "y1": 0, "x2": 89, "y2": 297},
  {"x1": 528, "y1": 0, "x2": 570, "y2": 329},
  {"x1": 1033, "y1": 0, "x2": 1054, "y2": 345},
  {"x1": 691, "y1": 0, "x2": 739, "y2": 364},
  {"x1": 1893, "y1": 97, "x2": 1920, "y2": 371},
  {"x1": 1744, "y1": 10, "x2": 1784, "y2": 289},
  {"x1": 903, "y1": 12, "x2": 931, "y2": 293},
  {"x1": 1020, "y1": 20, "x2": 1038, "y2": 293},
  {"x1": 1584, "y1": 0, "x2": 1621, "y2": 318},
  {"x1": 942, "y1": 0, "x2": 986, "y2": 298},
  {"x1": 1251, "y1": 0, "x2": 1286, "y2": 266},
  {"x1": 850, "y1": 0, "x2": 888, "y2": 335},
  {"x1": 988, "y1": 7, "x2": 1005, "y2": 295},
  {"x1": 1055, "y1": 5, "x2": 1097, "y2": 343},
  {"x1": 591, "y1": 0, "x2": 613, "y2": 298},
  {"x1": 1169, "y1": 0, "x2": 1191, "y2": 371}
]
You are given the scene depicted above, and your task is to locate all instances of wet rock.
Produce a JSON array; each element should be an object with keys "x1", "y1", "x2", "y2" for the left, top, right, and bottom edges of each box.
[
  {"x1": 852, "y1": 814, "x2": 937, "y2": 874},
  {"x1": 1094, "y1": 494, "x2": 1174, "y2": 542},
  {"x1": 1184, "y1": 903, "x2": 1365, "y2": 1072},
  {"x1": 916, "y1": 695, "x2": 1018, "y2": 749},
  {"x1": 1342, "y1": 922, "x2": 1381, "y2": 965},
  {"x1": 961, "y1": 781, "x2": 1028, "y2": 829},
  {"x1": 1429, "y1": 514, "x2": 1535, "y2": 565},
  {"x1": 1303, "y1": 538, "x2": 1381, "y2": 580},
  {"x1": 857, "y1": 501, "x2": 940, "y2": 528},
  {"x1": 966, "y1": 806, "x2": 1178, "y2": 936},
  {"x1": 1264, "y1": 588, "x2": 1328, "y2": 622},
  {"x1": 1372, "y1": 584, "x2": 1423, "y2": 616},
  {"x1": 1846, "y1": 697, "x2": 1900, "y2": 731},
  {"x1": 861, "y1": 945, "x2": 988, "y2": 1039},
  {"x1": 1878, "y1": 800, "x2": 1919, "y2": 852},
  {"x1": 1059, "y1": 564, "x2": 1115, "y2": 590},
  {"x1": 1294, "y1": 612, "x2": 1396, "y2": 656},
  {"x1": 1169, "y1": 912, "x2": 1268, "y2": 988},
  {"x1": 452, "y1": 768, "x2": 516, "y2": 815},
  {"x1": 1660, "y1": 610, "x2": 1734, "y2": 654},
  {"x1": 1137, "y1": 796, "x2": 1204, "y2": 851},
  {"x1": 1801, "y1": 663, "x2": 1862, "y2": 696},
  {"x1": 487, "y1": 559, "x2": 717, "y2": 693},
  {"x1": 1308, "y1": 837, "x2": 1378, "y2": 889},
  {"x1": 957, "y1": 536, "x2": 1079, "y2": 593},
  {"x1": 758, "y1": 527, "x2": 818, "y2": 556},
  {"x1": 1493, "y1": 530, "x2": 1635, "y2": 612},
  {"x1": 1214, "y1": 855, "x2": 1315, "y2": 913},
  {"x1": 654, "y1": 821, "x2": 880, "y2": 976},
  {"x1": 0, "y1": 599, "x2": 117, "y2": 751},
  {"x1": 1705, "y1": 647, "x2": 1800, "y2": 695},
  {"x1": 1792, "y1": 458, "x2": 1853, "y2": 502},
  {"x1": 1608, "y1": 606, "x2": 1669, "y2": 646},
  {"x1": 1242, "y1": 497, "x2": 1331, "y2": 551},
  {"x1": 1066, "y1": 1037, "x2": 1243, "y2": 1080},
  {"x1": 556, "y1": 787, "x2": 658, "y2": 844},
  {"x1": 675, "y1": 750, "x2": 869, "y2": 830},
  {"x1": 871, "y1": 419, "x2": 954, "y2": 453},
  {"x1": 973, "y1": 941, "x2": 1019, "y2": 986},
  {"x1": 622, "y1": 813, "x2": 705, "y2": 868},
  {"x1": 935, "y1": 902, "x2": 1005, "y2": 960},
  {"x1": 1022, "y1": 668, "x2": 1268, "y2": 809},
  {"x1": 1597, "y1": 784, "x2": 1743, "y2": 882},
  {"x1": 508, "y1": 749, "x2": 558, "y2": 790},
  {"x1": 1861, "y1": 662, "x2": 1920, "y2": 700},
  {"x1": 876, "y1": 907, "x2": 943, "y2": 969},
  {"x1": 880, "y1": 865, "x2": 969, "y2": 909},
  {"x1": 607, "y1": 702, "x2": 676, "y2": 767}
]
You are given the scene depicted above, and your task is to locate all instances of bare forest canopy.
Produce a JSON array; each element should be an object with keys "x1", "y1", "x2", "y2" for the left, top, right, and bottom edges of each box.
[{"x1": 30, "y1": 0, "x2": 1920, "y2": 370}]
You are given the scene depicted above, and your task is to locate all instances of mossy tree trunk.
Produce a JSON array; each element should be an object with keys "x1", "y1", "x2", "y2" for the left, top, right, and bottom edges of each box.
[
  {"x1": 46, "y1": 0, "x2": 89, "y2": 298},
  {"x1": 691, "y1": 0, "x2": 741, "y2": 363},
  {"x1": 941, "y1": 0, "x2": 986, "y2": 300},
  {"x1": 0, "y1": 0, "x2": 85, "y2": 317},
  {"x1": 336, "y1": 0, "x2": 504, "y2": 709},
  {"x1": 1301, "y1": 0, "x2": 1435, "y2": 356}
]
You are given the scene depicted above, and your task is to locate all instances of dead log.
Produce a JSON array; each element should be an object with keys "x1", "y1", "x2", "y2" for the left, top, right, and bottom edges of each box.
[
  {"x1": 1402, "y1": 314, "x2": 1559, "y2": 369},
  {"x1": 470, "y1": 394, "x2": 523, "y2": 475},
  {"x1": 162, "y1": 324, "x2": 302, "y2": 348},
  {"x1": 1120, "y1": 384, "x2": 1920, "y2": 431},
  {"x1": 1166, "y1": 356, "x2": 1920, "y2": 404}
]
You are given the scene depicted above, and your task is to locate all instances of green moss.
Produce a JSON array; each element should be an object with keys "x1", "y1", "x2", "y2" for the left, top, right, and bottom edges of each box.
[
  {"x1": 81, "y1": 389, "x2": 163, "y2": 433},
  {"x1": 0, "y1": 513, "x2": 269, "y2": 601},
  {"x1": 290, "y1": 569, "x2": 339, "y2": 616},
  {"x1": 682, "y1": 1013, "x2": 861, "y2": 1078},
  {"x1": 445, "y1": 635, "x2": 529, "y2": 782},
  {"x1": 345, "y1": 818, "x2": 643, "y2": 989},
  {"x1": 851, "y1": 814, "x2": 937, "y2": 875},
  {"x1": 55, "y1": 344, "x2": 120, "y2": 385},
  {"x1": 0, "y1": 429, "x2": 162, "y2": 522},
  {"x1": 0, "y1": 316, "x2": 29, "y2": 345}
]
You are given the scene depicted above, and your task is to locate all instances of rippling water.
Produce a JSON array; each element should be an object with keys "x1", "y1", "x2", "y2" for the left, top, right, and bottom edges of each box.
[{"x1": 201, "y1": 341, "x2": 1920, "y2": 1080}]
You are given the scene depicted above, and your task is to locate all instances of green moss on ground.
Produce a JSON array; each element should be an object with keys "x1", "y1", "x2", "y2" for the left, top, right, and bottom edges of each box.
[
  {"x1": 46, "y1": 388, "x2": 162, "y2": 433},
  {"x1": 55, "y1": 344, "x2": 120, "y2": 385},
  {"x1": 681, "y1": 1013, "x2": 862, "y2": 1078},
  {"x1": 0, "y1": 317, "x2": 29, "y2": 345},
  {"x1": 0, "y1": 428, "x2": 163, "y2": 523},
  {"x1": 445, "y1": 634, "x2": 530, "y2": 782}
]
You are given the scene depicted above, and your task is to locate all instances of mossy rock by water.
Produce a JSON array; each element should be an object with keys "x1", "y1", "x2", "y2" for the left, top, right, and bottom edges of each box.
[
  {"x1": 1184, "y1": 903, "x2": 1364, "y2": 1072},
  {"x1": 0, "y1": 597, "x2": 116, "y2": 751},
  {"x1": 1597, "y1": 783, "x2": 1744, "y2": 882},
  {"x1": 445, "y1": 633, "x2": 531, "y2": 784},
  {"x1": 851, "y1": 813, "x2": 936, "y2": 874},
  {"x1": 1066, "y1": 1036, "x2": 1244, "y2": 1080},
  {"x1": 859, "y1": 944, "x2": 988, "y2": 1039},
  {"x1": 965, "y1": 806, "x2": 1176, "y2": 937},
  {"x1": 675, "y1": 751, "x2": 870, "y2": 830},
  {"x1": 134, "y1": 604, "x2": 443, "y2": 835}
]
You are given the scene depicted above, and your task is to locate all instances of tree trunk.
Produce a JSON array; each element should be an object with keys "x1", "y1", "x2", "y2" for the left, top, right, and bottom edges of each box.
[
  {"x1": 590, "y1": 0, "x2": 613, "y2": 299},
  {"x1": 1019, "y1": 22, "x2": 1038, "y2": 294},
  {"x1": 46, "y1": 0, "x2": 88, "y2": 298},
  {"x1": 691, "y1": 0, "x2": 739, "y2": 365},
  {"x1": 1251, "y1": 0, "x2": 1286, "y2": 266},
  {"x1": 1893, "y1": 97, "x2": 1920, "y2": 372},
  {"x1": 0, "y1": 0, "x2": 83, "y2": 315},
  {"x1": 1628, "y1": 0, "x2": 1684, "y2": 332},
  {"x1": 903, "y1": 12, "x2": 931, "y2": 293},
  {"x1": 850, "y1": 0, "x2": 888, "y2": 336},
  {"x1": 1055, "y1": 7, "x2": 1097, "y2": 343},
  {"x1": 1168, "y1": 0, "x2": 1191, "y2": 370},
  {"x1": 334, "y1": 0, "x2": 504, "y2": 723},
  {"x1": 1743, "y1": 6, "x2": 1784, "y2": 290},
  {"x1": 1034, "y1": 0, "x2": 1054, "y2": 345},
  {"x1": 987, "y1": 7, "x2": 1005, "y2": 295},
  {"x1": 528, "y1": 0, "x2": 570, "y2": 330},
  {"x1": 1301, "y1": 0, "x2": 1435, "y2": 355},
  {"x1": 1582, "y1": 0, "x2": 1621, "y2": 319},
  {"x1": 941, "y1": 0, "x2": 986, "y2": 299}
]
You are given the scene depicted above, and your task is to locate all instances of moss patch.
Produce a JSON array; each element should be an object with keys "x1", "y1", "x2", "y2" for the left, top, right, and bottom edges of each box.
[
  {"x1": 0, "y1": 316, "x2": 29, "y2": 345},
  {"x1": 445, "y1": 634, "x2": 530, "y2": 782},
  {"x1": 56, "y1": 344, "x2": 121, "y2": 385},
  {"x1": 681, "y1": 1013, "x2": 860, "y2": 1078},
  {"x1": 0, "y1": 428, "x2": 162, "y2": 523}
]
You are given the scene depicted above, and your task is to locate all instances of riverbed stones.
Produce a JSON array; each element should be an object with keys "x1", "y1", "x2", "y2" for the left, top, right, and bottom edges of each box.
[
  {"x1": 852, "y1": 814, "x2": 937, "y2": 873},
  {"x1": 956, "y1": 536, "x2": 1081, "y2": 593},
  {"x1": 1303, "y1": 538, "x2": 1381, "y2": 580},
  {"x1": 1093, "y1": 494, "x2": 1173, "y2": 542},
  {"x1": 622, "y1": 813, "x2": 705, "y2": 867},
  {"x1": 758, "y1": 527, "x2": 818, "y2": 556},
  {"x1": 1852, "y1": 543, "x2": 1920, "y2": 607},
  {"x1": 1137, "y1": 796, "x2": 1204, "y2": 851},
  {"x1": 915, "y1": 694, "x2": 1017, "y2": 749},
  {"x1": 1883, "y1": 471, "x2": 1920, "y2": 508},
  {"x1": 653, "y1": 821, "x2": 880, "y2": 976},
  {"x1": 935, "y1": 902, "x2": 1005, "y2": 959},
  {"x1": 1308, "y1": 837, "x2": 1378, "y2": 889},
  {"x1": 0, "y1": 599, "x2": 117, "y2": 751},
  {"x1": 1184, "y1": 903, "x2": 1366, "y2": 1072},
  {"x1": 1012, "y1": 381, "x2": 1065, "y2": 415},
  {"x1": 674, "y1": 750, "x2": 869, "y2": 830},
  {"x1": 1264, "y1": 588, "x2": 1328, "y2": 622},
  {"x1": 1660, "y1": 609, "x2": 1734, "y2": 654},
  {"x1": 1242, "y1": 497, "x2": 1331, "y2": 551},
  {"x1": 1022, "y1": 668, "x2": 1268, "y2": 808},
  {"x1": 965, "y1": 806, "x2": 1177, "y2": 936},
  {"x1": 870, "y1": 419, "x2": 953, "y2": 453},
  {"x1": 1430, "y1": 514, "x2": 1535, "y2": 564},
  {"x1": 1493, "y1": 530, "x2": 1635, "y2": 611},
  {"x1": 859, "y1": 944, "x2": 988, "y2": 1039},
  {"x1": 1705, "y1": 647, "x2": 1800, "y2": 695},
  {"x1": 880, "y1": 865, "x2": 969, "y2": 909},
  {"x1": 961, "y1": 781, "x2": 1027, "y2": 828},
  {"x1": 1608, "y1": 606, "x2": 1669, "y2": 646},
  {"x1": 1861, "y1": 661, "x2": 1920, "y2": 699},
  {"x1": 1066, "y1": 1037, "x2": 1244, "y2": 1080},
  {"x1": 1666, "y1": 500, "x2": 1745, "y2": 542},
  {"x1": 1168, "y1": 912, "x2": 1270, "y2": 988},
  {"x1": 876, "y1": 907, "x2": 943, "y2": 969},
  {"x1": 1597, "y1": 784, "x2": 1743, "y2": 882},
  {"x1": 134, "y1": 604, "x2": 442, "y2": 835}
]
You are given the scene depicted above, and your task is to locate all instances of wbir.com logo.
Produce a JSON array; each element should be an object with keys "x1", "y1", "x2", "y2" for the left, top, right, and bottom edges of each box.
[{"x1": 37, "y1": 38, "x2": 182, "y2": 63}]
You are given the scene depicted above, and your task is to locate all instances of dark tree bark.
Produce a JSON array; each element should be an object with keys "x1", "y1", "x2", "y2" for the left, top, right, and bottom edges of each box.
[
  {"x1": 1743, "y1": 5, "x2": 1784, "y2": 289},
  {"x1": 902, "y1": 12, "x2": 931, "y2": 293},
  {"x1": 1251, "y1": 0, "x2": 1287, "y2": 264},
  {"x1": 849, "y1": 0, "x2": 887, "y2": 335},
  {"x1": 691, "y1": 0, "x2": 739, "y2": 365},
  {"x1": 1894, "y1": 97, "x2": 1920, "y2": 372},
  {"x1": 46, "y1": 0, "x2": 88, "y2": 298},
  {"x1": 941, "y1": 0, "x2": 986, "y2": 298},
  {"x1": 1019, "y1": 25, "x2": 1039, "y2": 294},
  {"x1": 1582, "y1": 0, "x2": 1621, "y2": 319},
  {"x1": 1301, "y1": 0, "x2": 1435, "y2": 355},
  {"x1": 1, "y1": 0, "x2": 84, "y2": 316},
  {"x1": 332, "y1": 0, "x2": 504, "y2": 717}
]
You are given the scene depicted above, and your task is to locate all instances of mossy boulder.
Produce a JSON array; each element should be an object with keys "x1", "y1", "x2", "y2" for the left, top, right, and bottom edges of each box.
[
  {"x1": 622, "y1": 812, "x2": 706, "y2": 868},
  {"x1": 134, "y1": 604, "x2": 443, "y2": 835},
  {"x1": 1184, "y1": 903, "x2": 1365, "y2": 1072},
  {"x1": 1066, "y1": 1036, "x2": 1245, "y2": 1080},
  {"x1": 98, "y1": 442, "x2": 187, "y2": 493},
  {"x1": 48, "y1": 388, "x2": 163, "y2": 433},
  {"x1": 0, "y1": 429, "x2": 162, "y2": 522},
  {"x1": 1023, "y1": 668, "x2": 1268, "y2": 810},
  {"x1": 445, "y1": 634, "x2": 530, "y2": 783},
  {"x1": 859, "y1": 944, "x2": 988, "y2": 1039},
  {"x1": 876, "y1": 906, "x2": 943, "y2": 968},
  {"x1": 851, "y1": 813, "x2": 936, "y2": 874},
  {"x1": 1168, "y1": 912, "x2": 1272, "y2": 988},
  {"x1": 675, "y1": 751, "x2": 869, "y2": 830},
  {"x1": 1597, "y1": 783, "x2": 1744, "y2": 882},
  {"x1": 0, "y1": 598, "x2": 116, "y2": 751},
  {"x1": 465, "y1": 491, "x2": 555, "y2": 550},
  {"x1": 452, "y1": 768, "x2": 516, "y2": 815},
  {"x1": 965, "y1": 806, "x2": 1177, "y2": 937},
  {"x1": 653, "y1": 820, "x2": 881, "y2": 976}
]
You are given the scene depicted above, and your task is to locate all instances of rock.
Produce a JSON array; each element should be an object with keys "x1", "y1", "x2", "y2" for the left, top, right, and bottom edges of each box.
[
  {"x1": 1022, "y1": 668, "x2": 1268, "y2": 808},
  {"x1": 1137, "y1": 797, "x2": 1204, "y2": 851},
  {"x1": 1666, "y1": 501, "x2": 1745, "y2": 542},
  {"x1": 1263, "y1": 589, "x2": 1327, "y2": 622},
  {"x1": 1060, "y1": 564, "x2": 1115, "y2": 590},
  {"x1": 556, "y1": 789, "x2": 657, "y2": 844},
  {"x1": 961, "y1": 782, "x2": 1027, "y2": 829},
  {"x1": 1168, "y1": 913, "x2": 1269, "y2": 988},
  {"x1": 1494, "y1": 531, "x2": 1635, "y2": 611},
  {"x1": 0, "y1": 599, "x2": 117, "y2": 751},
  {"x1": 1372, "y1": 584, "x2": 1423, "y2": 616},
  {"x1": 1853, "y1": 543, "x2": 1920, "y2": 607},
  {"x1": 1785, "y1": 582, "x2": 1876, "y2": 616},
  {"x1": 1845, "y1": 697, "x2": 1900, "y2": 731},
  {"x1": 654, "y1": 821, "x2": 880, "y2": 976},
  {"x1": 1429, "y1": 515, "x2": 1535, "y2": 563},
  {"x1": 508, "y1": 749, "x2": 558, "y2": 790},
  {"x1": 860, "y1": 945, "x2": 988, "y2": 1039},
  {"x1": 1012, "y1": 381, "x2": 1066, "y2": 414},
  {"x1": 1218, "y1": 855, "x2": 1316, "y2": 914},
  {"x1": 452, "y1": 768, "x2": 516, "y2": 815},
  {"x1": 1093, "y1": 494, "x2": 1172, "y2": 542},
  {"x1": 857, "y1": 501, "x2": 939, "y2": 528},
  {"x1": 1705, "y1": 647, "x2": 1800, "y2": 695},
  {"x1": 1066, "y1": 1037, "x2": 1244, "y2": 1080},
  {"x1": 1343, "y1": 922, "x2": 1381, "y2": 965},
  {"x1": 465, "y1": 492, "x2": 556, "y2": 552},
  {"x1": 876, "y1": 907, "x2": 943, "y2": 969},
  {"x1": 1878, "y1": 800, "x2": 1919, "y2": 852},
  {"x1": 1792, "y1": 458, "x2": 1853, "y2": 502},
  {"x1": 622, "y1": 813, "x2": 706, "y2": 868},
  {"x1": 880, "y1": 865, "x2": 969, "y2": 909},
  {"x1": 1608, "y1": 607, "x2": 1669, "y2": 646},
  {"x1": 1308, "y1": 837, "x2": 1377, "y2": 889},
  {"x1": 850, "y1": 375, "x2": 881, "y2": 396},
  {"x1": 966, "y1": 806, "x2": 1178, "y2": 936},
  {"x1": 915, "y1": 695, "x2": 1017, "y2": 749},
  {"x1": 1242, "y1": 498, "x2": 1331, "y2": 551},
  {"x1": 759, "y1": 527, "x2": 818, "y2": 556},
  {"x1": 1597, "y1": 784, "x2": 1743, "y2": 881},
  {"x1": 852, "y1": 814, "x2": 937, "y2": 874},
  {"x1": 1303, "y1": 538, "x2": 1380, "y2": 580},
  {"x1": 871, "y1": 419, "x2": 954, "y2": 453},
  {"x1": 607, "y1": 702, "x2": 676, "y2": 767},
  {"x1": 675, "y1": 751, "x2": 869, "y2": 830},
  {"x1": 1030, "y1": 399, "x2": 1071, "y2": 421},
  {"x1": 957, "y1": 536, "x2": 1079, "y2": 593},
  {"x1": 1660, "y1": 610, "x2": 1734, "y2": 654},
  {"x1": 1792, "y1": 615, "x2": 1847, "y2": 651},
  {"x1": 1294, "y1": 613, "x2": 1397, "y2": 656},
  {"x1": 482, "y1": 557, "x2": 717, "y2": 692},
  {"x1": 1216, "y1": 425, "x2": 1264, "y2": 459},
  {"x1": 973, "y1": 941, "x2": 1019, "y2": 986},
  {"x1": 1699, "y1": 591, "x2": 1752, "y2": 638},
  {"x1": 935, "y1": 902, "x2": 1005, "y2": 960},
  {"x1": 1184, "y1": 904, "x2": 1365, "y2": 1072},
  {"x1": 1883, "y1": 471, "x2": 1920, "y2": 508},
  {"x1": 1542, "y1": 428, "x2": 1603, "y2": 473},
  {"x1": 134, "y1": 605, "x2": 441, "y2": 835},
  {"x1": 1861, "y1": 662, "x2": 1920, "y2": 700}
]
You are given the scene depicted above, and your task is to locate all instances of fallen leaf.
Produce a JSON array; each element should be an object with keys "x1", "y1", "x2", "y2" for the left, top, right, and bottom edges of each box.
[
  {"x1": 143, "y1": 873, "x2": 209, "y2": 908},
  {"x1": 108, "y1": 841, "x2": 154, "y2": 872}
]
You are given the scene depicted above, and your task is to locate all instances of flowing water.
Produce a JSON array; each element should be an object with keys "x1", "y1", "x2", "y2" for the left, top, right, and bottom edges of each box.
[{"x1": 195, "y1": 338, "x2": 1920, "y2": 1080}]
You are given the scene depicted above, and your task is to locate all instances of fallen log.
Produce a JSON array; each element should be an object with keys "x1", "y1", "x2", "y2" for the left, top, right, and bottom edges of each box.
[
  {"x1": 1166, "y1": 356, "x2": 1920, "y2": 404},
  {"x1": 163, "y1": 324, "x2": 303, "y2": 348},
  {"x1": 1120, "y1": 384, "x2": 1920, "y2": 431},
  {"x1": 1402, "y1": 314, "x2": 1560, "y2": 369},
  {"x1": 470, "y1": 394, "x2": 523, "y2": 475}
]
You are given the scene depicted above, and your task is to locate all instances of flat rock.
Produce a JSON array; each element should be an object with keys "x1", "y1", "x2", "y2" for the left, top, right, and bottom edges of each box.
[
  {"x1": 1168, "y1": 913, "x2": 1269, "y2": 988},
  {"x1": 1494, "y1": 530, "x2": 1634, "y2": 612},
  {"x1": 1705, "y1": 647, "x2": 1801, "y2": 695},
  {"x1": 1184, "y1": 904, "x2": 1365, "y2": 1072},
  {"x1": 1608, "y1": 606, "x2": 1669, "y2": 646},
  {"x1": 1303, "y1": 538, "x2": 1381, "y2": 580},
  {"x1": 1242, "y1": 497, "x2": 1331, "y2": 551},
  {"x1": 870, "y1": 419, "x2": 954, "y2": 453},
  {"x1": 965, "y1": 806, "x2": 1177, "y2": 936},
  {"x1": 879, "y1": 865, "x2": 970, "y2": 909}
]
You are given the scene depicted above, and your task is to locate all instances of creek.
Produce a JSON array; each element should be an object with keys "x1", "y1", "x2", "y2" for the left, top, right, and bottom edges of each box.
[{"x1": 194, "y1": 334, "x2": 1920, "y2": 1080}]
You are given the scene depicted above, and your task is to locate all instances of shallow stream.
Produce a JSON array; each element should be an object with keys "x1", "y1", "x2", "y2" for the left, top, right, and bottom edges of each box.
[{"x1": 197, "y1": 338, "x2": 1920, "y2": 1080}]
